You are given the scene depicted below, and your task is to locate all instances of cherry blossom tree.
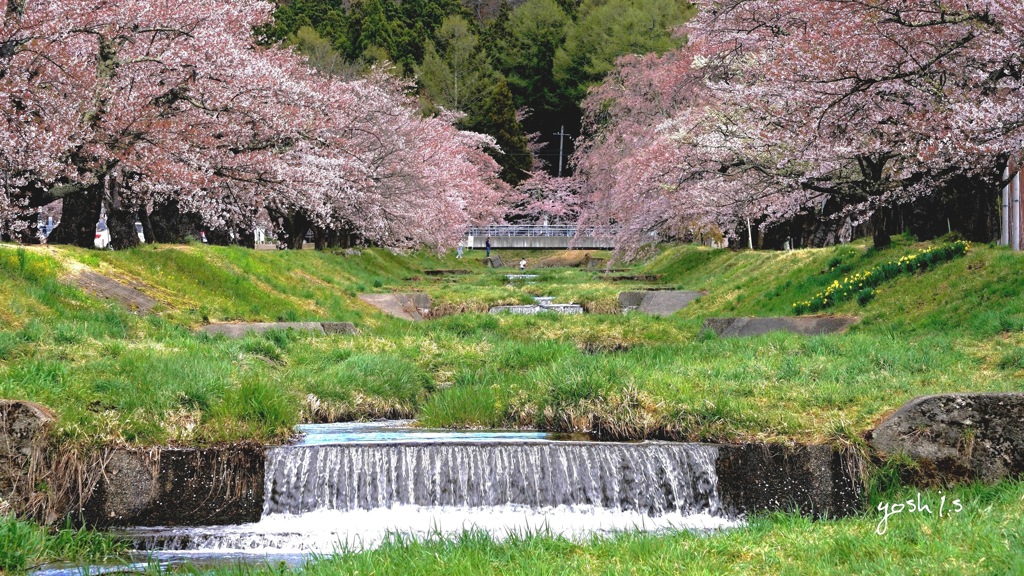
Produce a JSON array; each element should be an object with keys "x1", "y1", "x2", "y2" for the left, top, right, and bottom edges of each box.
[
  {"x1": 506, "y1": 171, "x2": 581, "y2": 224},
  {"x1": 575, "y1": 0, "x2": 1024, "y2": 255},
  {"x1": 0, "y1": 0, "x2": 506, "y2": 251}
]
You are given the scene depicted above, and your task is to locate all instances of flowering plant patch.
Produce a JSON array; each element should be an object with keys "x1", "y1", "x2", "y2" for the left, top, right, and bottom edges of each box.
[{"x1": 793, "y1": 241, "x2": 970, "y2": 314}]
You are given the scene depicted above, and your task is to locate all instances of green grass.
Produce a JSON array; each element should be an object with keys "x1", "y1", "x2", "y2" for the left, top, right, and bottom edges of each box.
[
  {"x1": 155, "y1": 482, "x2": 1024, "y2": 575},
  {"x1": 1, "y1": 238, "x2": 1022, "y2": 445},
  {"x1": 0, "y1": 515, "x2": 127, "y2": 572}
]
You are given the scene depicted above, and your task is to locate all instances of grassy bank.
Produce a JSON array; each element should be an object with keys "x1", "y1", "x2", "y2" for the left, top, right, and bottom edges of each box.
[
  {"x1": 0, "y1": 515, "x2": 126, "y2": 572},
  {"x1": 1, "y1": 238, "x2": 1023, "y2": 445}
]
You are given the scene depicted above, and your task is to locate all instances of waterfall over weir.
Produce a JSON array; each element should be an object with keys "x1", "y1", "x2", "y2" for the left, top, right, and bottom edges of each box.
[
  {"x1": 265, "y1": 442, "x2": 720, "y2": 516},
  {"x1": 121, "y1": 423, "x2": 739, "y2": 559}
]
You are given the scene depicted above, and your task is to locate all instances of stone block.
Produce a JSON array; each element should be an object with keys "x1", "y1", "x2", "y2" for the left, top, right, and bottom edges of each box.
[
  {"x1": 320, "y1": 322, "x2": 359, "y2": 335},
  {"x1": 82, "y1": 446, "x2": 265, "y2": 528},
  {"x1": 703, "y1": 316, "x2": 858, "y2": 337},
  {"x1": 618, "y1": 291, "x2": 704, "y2": 316},
  {"x1": 200, "y1": 322, "x2": 325, "y2": 338}
]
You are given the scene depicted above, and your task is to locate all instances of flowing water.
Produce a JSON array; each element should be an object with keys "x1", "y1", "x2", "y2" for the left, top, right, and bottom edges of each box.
[{"x1": 42, "y1": 422, "x2": 740, "y2": 570}]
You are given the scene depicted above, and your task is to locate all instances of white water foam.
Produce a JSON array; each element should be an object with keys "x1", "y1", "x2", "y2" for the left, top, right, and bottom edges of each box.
[{"x1": 128, "y1": 505, "x2": 741, "y2": 557}]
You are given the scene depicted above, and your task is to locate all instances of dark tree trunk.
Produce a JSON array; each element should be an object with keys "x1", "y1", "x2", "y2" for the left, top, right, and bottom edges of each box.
[
  {"x1": 235, "y1": 225, "x2": 256, "y2": 249},
  {"x1": 313, "y1": 223, "x2": 363, "y2": 250},
  {"x1": 149, "y1": 199, "x2": 200, "y2": 243},
  {"x1": 871, "y1": 210, "x2": 892, "y2": 248},
  {"x1": 148, "y1": 202, "x2": 180, "y2": 243},
  {"x1": 107, "y1": 179, "x2": 140, "y2": 250},
  {"x1": 267, "y1": 208, "x2": 311, "y2": 250},
  {"x1": 139, "y1": 208, "x2": 156, "y2": 245},
  {"x1": 203, "y1": 228, "x2": 228, "y2": 245},
  {"x1": 48, "y1": 183, "x2": 103, "y2": 247},
  {"x1": 107, "y1": 204, "x2": 140, "y2": 250},
  {"x1": 288, "y1": 214, "x2": 310, "y2": 250}
]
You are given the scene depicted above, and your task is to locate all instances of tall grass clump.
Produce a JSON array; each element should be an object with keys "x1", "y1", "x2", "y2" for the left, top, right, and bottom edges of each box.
[
  {"x1": 218, "y1": 377, "x2": 299, "y2": 440},
  {"x1": 0, "y1": 516, "x2": 126, "y2": 572},
  {"x1": 417, "y1": 383, "x2": 503, "y2": 429}
]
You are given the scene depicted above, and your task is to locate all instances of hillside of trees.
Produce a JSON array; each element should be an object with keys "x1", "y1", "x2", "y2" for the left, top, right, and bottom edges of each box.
[{"x1": 267, "y1": 0, "x2": 695, "y2": 183}]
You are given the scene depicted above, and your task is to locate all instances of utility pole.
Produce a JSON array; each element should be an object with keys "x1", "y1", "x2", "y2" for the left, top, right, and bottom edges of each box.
[{"x1": 554, "y1": 125, "x2": 572, "y2": 177}]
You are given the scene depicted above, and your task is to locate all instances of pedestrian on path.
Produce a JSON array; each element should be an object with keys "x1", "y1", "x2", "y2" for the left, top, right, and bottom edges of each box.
[
  {"x1": 456, "y1": 240, "x2": 464, "y2": 259},
  {"x1": 485, "y1": 236, "x2": 491, "y2": 257}
]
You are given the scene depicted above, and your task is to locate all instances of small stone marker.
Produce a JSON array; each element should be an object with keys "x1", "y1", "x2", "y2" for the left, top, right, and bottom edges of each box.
[
  {"x1": 702, "y1": 316, "x2": 858, "y2": 337},
  {"x1": 485, "y1": 255, "x2": 504, "y2": 268}
]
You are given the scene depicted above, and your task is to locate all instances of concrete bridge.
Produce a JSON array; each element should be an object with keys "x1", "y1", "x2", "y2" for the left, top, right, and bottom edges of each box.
[{"x1": 465, "y1": 225, "x2": 616, "y2": 250}]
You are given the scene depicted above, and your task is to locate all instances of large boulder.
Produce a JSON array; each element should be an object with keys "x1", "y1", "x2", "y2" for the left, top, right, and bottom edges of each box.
[{"x1": 868, "y1": 393, "x2": 1024, "y2": 484}]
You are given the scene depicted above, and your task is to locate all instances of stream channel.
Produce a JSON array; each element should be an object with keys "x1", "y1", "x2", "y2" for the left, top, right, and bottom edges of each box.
[{"x1": 38, "y1": 421, "x2": 741, "y2": 573}]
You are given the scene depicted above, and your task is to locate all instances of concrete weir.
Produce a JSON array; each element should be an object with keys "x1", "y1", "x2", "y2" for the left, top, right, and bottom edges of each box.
[
  {"x1": 489, "y1": 296, "x2": 584, "y2": 315},
  {"x1": 93, "y1": 438, "x2": 863, "y2": 532},
  {"x1": 2, "y1": 402, "x2": 866, "y2": 531}
]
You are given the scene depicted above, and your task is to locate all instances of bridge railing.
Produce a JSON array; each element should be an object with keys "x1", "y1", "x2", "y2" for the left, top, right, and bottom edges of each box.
[{"x1": 466, "y1": 225, "x2": 617, "y2": 238}]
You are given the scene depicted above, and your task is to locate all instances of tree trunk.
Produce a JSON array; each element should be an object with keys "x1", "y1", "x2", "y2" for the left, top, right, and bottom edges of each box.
[
  {"x1": 871, "y1": 210, "x2": 892, "y2": 248},
  {"x1": 48, "y1": 184, "x2": 103, "y2": 247},
  {"x1": 107, "y1": 177, "x2": 140, "y2": 250},
  {"x1": 149, "y1": 199, "x2": 200, "y2": 243},
  {"x1": 287, "y1": 216, "x2": 310, "y2": 250},
  {"x1": 232, "y1": 223, "x2": 257, "y2": 248},
  {"x1": 107, "y1": 204, "x2": 140, "y2": 250},
  {"x1": 139, "y1": 208, "x2": 156, "y2": 245},
  {"x1": 267, "y1": 208, "x2": 311, "y2": 250}
]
